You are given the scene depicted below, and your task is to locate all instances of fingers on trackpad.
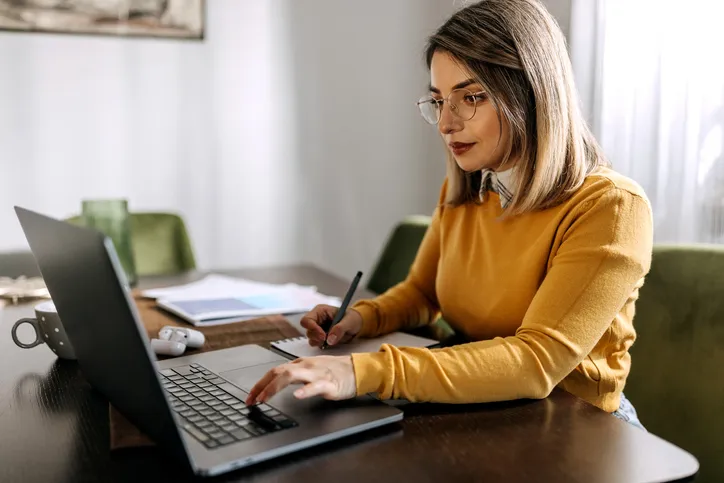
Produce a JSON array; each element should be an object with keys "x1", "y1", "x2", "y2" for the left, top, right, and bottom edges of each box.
[{"x1": 220, "y1": 362, "x2": 281, "y2": 392}]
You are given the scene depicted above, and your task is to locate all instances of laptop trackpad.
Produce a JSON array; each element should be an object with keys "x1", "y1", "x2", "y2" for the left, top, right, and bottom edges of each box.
[
  {"x1": 220, "y1": 362, "x2": 329, "y2": 413},
  {"x1": 220, "y1": 362, "x2": 283, "y2": 393}
]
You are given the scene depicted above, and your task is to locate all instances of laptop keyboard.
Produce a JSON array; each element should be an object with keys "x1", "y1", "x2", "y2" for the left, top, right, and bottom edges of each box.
[{"x1": 159, "y1": 363, "x2": 298, "y2": 449}]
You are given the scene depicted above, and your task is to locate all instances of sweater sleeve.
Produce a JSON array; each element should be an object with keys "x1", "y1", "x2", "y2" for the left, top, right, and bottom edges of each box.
[
  {"x1": 351, "y1": 188, "x2": 653, "y2": 403},
  {"x1": 350, "y1": 181, "x2": 447, "y2": 338}
]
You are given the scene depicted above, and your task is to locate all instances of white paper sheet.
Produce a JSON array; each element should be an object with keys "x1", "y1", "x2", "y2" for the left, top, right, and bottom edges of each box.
[
  {"x1": 140, "y1": 274, "x2": 321, "y2": 301},
  {"x1": 142, "y1": 274, "x2": 341, "y2": 326}
]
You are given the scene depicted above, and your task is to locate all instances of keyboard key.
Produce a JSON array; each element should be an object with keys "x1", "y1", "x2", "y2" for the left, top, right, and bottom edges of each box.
[
  {"x1": 207, "y1": 431, "x2": 225, "y2": 439},
  {"x1": 197, "y1": 420, "x2": 214, "y2": 430},
  {"x1": 217, "y1": 435, "x2": 235, "y2": 445},
  {"x1": 210, "y1": 402, "x2": 226, "y2": 410},
  {"x1": 201, "y1": 374, "x2": 216, "y2": 380},
  {"x1": 182, "y1": 423, "x2": 209, "y2": 443},
  {"x1": 245, "y1": 425, "x2": 264, "y2": 436},
  {"x1": 209, "y1": 377, "x2": 226, "y2": 385},
  {"x1": 198, "y1": 382, "x2": 212, "y2": 389},
  {"x1": 180, "y1": 409, "x2": 196, "y2": 418},
  {"x1": 190, "y1": 363, "x2": 201, "y2": 368},
  {"x1": 272, "y1": 415, "x2": 297, "y2": 428},
  {"x1": 160, "y1": 369, "x2": 176, "y2": 377},
  {"x1": 197, "y1": 418, "x2": 218, "y2": 433},
  {"x1": 208, "y1": 414, "x2": 223, "y2": 422},
  {"x1": 220, "y1": 409, "x2": 236, "y2": 417},
  {"x1": 172, "y1": 366, "x2": 194, "y2": 376},
  {"x1": 258, "y1": 404, "x2": 273, "y2": 411},
  {"x1": 230, "y1": 403, "x2": 245, "y2": 410},
  {"x1": 280, "y1": 419, "x2": 297, "y2": 429},
  {"x1": 187, "y1": 414, "x2": 204, "y2": 423},
  {"x1": 220, "y1": 423, "x2": 238, "y2": 432},
  {"x1": 228, "y1": 414, "x2": 244, "y2": 422},
  {"x1": 218, "y1": 395, "x2": 233, "y2": 402},
  {"x1": 199, "y1": 409, "x2": 215, "y2": 417},
  {"x1": 231, "y1": 428, "x2": 252, "y2": 441},
  {"x1": 203, "y1": 440, "x2": 219, "y2": 449},
  {"x1": 210, "y1": 390, "x2": 225, "y2": 397},
  {"x1": 248, "y1": 407, "x2": 275, "y2": 426}
]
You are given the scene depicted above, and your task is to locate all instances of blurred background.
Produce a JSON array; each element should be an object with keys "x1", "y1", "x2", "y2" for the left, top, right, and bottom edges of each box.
[
  {"x1": 0, "y1": 0, "x2": 722, "y2": 280},
  {"x1": 2, "y1": 2, "x2": 724, "y2": 479}
]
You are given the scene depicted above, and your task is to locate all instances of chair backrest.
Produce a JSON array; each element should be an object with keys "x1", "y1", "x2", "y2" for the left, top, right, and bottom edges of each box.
[
  {"x1": 626, "y1": 244, "x2": 724, "y2": 483},
  {"x1": 366, "y1": 215, "x2": 432, "y2": 295},
  {"x1": 67, "y1": 212, "x2": 196, "y2": 277},
  {"x1": 128, "y1": 213, "x2": 196, "y2": 277},
  {"x1": 365, "y1": 215, "x2": 456, "y2": 341}
]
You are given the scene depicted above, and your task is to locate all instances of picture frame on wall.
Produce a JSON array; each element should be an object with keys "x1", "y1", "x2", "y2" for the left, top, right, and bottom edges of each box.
[{"x1": 0, "y1": 0, "x2": 205, "y2": 40}]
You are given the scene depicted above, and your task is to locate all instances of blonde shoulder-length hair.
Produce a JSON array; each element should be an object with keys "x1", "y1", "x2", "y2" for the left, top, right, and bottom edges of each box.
[{"x1": 426, "y1": 0, "x2": 608, "y2": 214}]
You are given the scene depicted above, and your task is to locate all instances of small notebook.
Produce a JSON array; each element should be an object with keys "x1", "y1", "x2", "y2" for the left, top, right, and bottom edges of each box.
[
  {"x1": 156, "y1": 289, "x2": 340, "y2": 327},
  {"x1": 271, "y1": 331, "x2": 439, "y2": 359}
]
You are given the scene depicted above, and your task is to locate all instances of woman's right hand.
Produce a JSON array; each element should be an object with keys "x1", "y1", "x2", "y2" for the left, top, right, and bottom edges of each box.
[{"x1": 300, "y1": 304, "x2": 364, "y2": 347}]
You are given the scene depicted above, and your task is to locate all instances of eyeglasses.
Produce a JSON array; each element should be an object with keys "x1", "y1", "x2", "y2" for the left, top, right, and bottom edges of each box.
[{"x1": 416, "y1": 88, "x2": 487, "y2": 125}]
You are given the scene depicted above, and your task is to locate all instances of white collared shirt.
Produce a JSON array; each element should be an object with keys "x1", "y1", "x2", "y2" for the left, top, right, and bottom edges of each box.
[{"x1": 479, "y1": 168, "x2": 515, "y2": 208}]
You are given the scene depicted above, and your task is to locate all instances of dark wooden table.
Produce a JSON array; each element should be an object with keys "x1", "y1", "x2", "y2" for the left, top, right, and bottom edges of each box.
[{"x1": 0, "y1": 264, "x2": 699, "y2": 482}]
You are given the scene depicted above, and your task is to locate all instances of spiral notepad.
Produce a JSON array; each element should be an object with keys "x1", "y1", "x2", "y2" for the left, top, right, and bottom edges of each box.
[{"x1": 270, "y1": 331, "x2": 439, "y2": 359}]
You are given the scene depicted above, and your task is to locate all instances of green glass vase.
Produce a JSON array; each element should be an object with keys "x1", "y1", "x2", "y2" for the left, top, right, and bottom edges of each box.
[{"x1": 80, "y1": 199, "x2": 138, "y2": 287}]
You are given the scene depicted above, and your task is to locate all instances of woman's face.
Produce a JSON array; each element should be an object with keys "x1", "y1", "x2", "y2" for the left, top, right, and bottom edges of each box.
[{"x1": 429, "y1": 51, "x2": 510, "y2": 172}]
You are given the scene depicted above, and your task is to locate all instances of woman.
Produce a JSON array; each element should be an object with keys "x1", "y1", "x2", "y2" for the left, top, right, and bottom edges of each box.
[{"x1": 246, "y1": 0, "x2": 652, "y2": 429}]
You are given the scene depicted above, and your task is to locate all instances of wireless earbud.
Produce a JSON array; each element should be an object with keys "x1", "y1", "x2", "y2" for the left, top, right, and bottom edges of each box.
[
  {"x1": 151, "y1": 337, "x2": 186, "y2": 357},
  {"x1": 151, "y1": 326, "x2": 205, "y2": 357}
]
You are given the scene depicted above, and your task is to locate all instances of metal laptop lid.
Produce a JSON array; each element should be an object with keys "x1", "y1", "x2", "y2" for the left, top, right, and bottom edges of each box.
[{"x1": 14, "y1": 206, "x2": 193, "y2": 472}]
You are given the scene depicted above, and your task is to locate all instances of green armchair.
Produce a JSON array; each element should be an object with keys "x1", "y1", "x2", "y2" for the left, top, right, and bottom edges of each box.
[
  {"x1": 367, "y1": 215, "x2": 433, "y2": 295},
  {"x1": 625, "y1": 244, "x2": 724, "y2": 483},
  {"x1": 367, "y1": 221, "x2": 723, "y2": 481},
  {"x1": 67, "y1": 212, "x2": 196, "y2": 277},
  {"x1": 366, "y1": 215, "x2": 454, "y2": 341}
]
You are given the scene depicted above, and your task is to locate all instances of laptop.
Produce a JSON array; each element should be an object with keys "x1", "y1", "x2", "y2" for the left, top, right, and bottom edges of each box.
[{"x1": 14, "y1": 206, "x2": 403, "y2": 477}]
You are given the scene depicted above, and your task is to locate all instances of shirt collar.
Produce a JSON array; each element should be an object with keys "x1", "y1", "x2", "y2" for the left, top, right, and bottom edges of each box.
[{"x1": 478, "y1": 168, "x2": 515, "y2": 208}]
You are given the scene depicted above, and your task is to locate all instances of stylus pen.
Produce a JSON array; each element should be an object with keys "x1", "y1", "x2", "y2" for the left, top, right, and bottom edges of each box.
[{"x1": 321, "y1": 271, "x2": 363, "y2": 350}]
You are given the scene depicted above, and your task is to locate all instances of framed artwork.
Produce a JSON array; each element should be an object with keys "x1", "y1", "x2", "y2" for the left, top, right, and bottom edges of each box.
[{"x1": 0, "y1": 0, "x2": 205, "y2": 40}]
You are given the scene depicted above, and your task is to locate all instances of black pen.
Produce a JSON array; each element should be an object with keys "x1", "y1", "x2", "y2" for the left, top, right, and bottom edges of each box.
[{"x1": 321, "y1": 270, "x2": 363, "y2": 350}]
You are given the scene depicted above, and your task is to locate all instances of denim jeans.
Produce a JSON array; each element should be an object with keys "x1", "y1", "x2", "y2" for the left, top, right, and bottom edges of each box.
[{"x1": 612, "y1": 392, "x2": 647, "y2": 431}]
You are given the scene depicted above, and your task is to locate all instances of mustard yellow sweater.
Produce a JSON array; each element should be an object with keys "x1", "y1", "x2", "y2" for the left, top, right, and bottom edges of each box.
[{"x1": 350, "y1": 167, "x2": 653, "y2": 412}]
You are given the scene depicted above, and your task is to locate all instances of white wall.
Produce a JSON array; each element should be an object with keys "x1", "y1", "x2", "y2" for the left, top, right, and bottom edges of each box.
[
  {"x1": 280, "y1": 0, "x2": 450, "y2": 279},
  {"x1": 0, "y1": 0, "x2": 302, "y2": 271},
  {"x1": 541, "y1": 0, "x2": 572, "y2": 43},
  {"x1": 0, "y1": 0, "x2": 452, "y2": 280}
]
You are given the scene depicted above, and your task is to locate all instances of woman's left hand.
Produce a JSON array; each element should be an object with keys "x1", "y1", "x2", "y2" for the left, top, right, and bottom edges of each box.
[{"x1": 244, "y1": 356, "x2": 357, "y2": 405}]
